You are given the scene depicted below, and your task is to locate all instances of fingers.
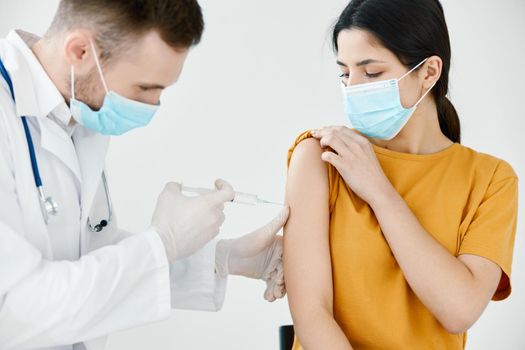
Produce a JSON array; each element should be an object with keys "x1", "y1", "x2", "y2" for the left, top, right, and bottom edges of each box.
[
  {"x1": 321, "y1": 151, "x2": 345, "y2": 170},
  {"x1": 264, "y1": 284, "x2": 276, "y2": 302},
  {"x1": 269, "y1": 262, "x2": 284, "y2": 286},
  {"x1": 203, "y1": 178, "x2": 235, "y2": 205},
  {"x1": 261, "y1": 207, "x2": 289, "y2": 240},
  {"x1": 215, "y1": 178, "x2": 234, "y2": 193},
  {"x1": 319, "y1": 133, "x2": 350, "y2": 156},
  {"x1": 214, "y1": 178, "x2": 236, "y2": 203},
  {"x1": 263, "y1": 252, "x2": 285, "y2": 302},
  {"x1": 273, "y1": 282, "x2": 285, "y2": 299},
  {"x1": 264, "y1": 266, "x2": 286, "y2": 302},
  {"x1": 311, "y1": 125, "x2": 344, "y2": 139},
  {"x1": 313, "y1": 127, "x2": 371, "y2": 172},
  {"x1": 264, "y1": 284, "x2": 285, "y2": 302},
  {"x1": 232, "y1": 208, "x2": 288, "y2": 257},
  {"x1": 312, "y1": 126, "x2": 369, "y2": 145},
  {"x1": 164, "y1": 182, "x2": 182, "y2": 194},
  {"x1": 268, "y1": 207, "x2": 290, "y2": 235}
]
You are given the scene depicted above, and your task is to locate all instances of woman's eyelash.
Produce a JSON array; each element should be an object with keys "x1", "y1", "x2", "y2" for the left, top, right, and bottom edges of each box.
[{"x1": 339, "y1": 72, "x2": 382, "y2": 79}]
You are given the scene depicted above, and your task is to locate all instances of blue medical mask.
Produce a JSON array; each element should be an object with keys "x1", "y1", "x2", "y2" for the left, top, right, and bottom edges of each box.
[
  {"x1": 70, "y1": 42, "x2": 159, "y2": 135},
  {"x1": 341, "y1": 58, "x2": 436, "y2": 140}
]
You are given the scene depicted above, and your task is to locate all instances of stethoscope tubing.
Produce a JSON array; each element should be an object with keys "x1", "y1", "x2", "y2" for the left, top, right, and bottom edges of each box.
[{"x1": 1, "y1": 57, "x2": 111, "y2": 231}]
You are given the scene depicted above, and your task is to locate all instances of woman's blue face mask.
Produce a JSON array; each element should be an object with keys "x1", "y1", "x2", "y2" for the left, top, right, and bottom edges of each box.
[
  {"x1": 341, "y1": 58, "x2": 436, "y2": 140},
  {"x1": 70, "y1": 41, "x2": 160, "y2": 136}
]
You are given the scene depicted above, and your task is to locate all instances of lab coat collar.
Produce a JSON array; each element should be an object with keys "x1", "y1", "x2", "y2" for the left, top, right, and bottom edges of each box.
[
  {"x1": 2, "y1": 30, "x2": 83, "y2": 182},
  {"x1": 4, "y1": 30, "x2": 66, "y2": 121}
]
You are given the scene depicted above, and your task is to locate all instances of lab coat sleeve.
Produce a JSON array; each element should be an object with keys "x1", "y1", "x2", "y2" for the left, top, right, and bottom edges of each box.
[
  {"x1": 0, "y1": 223, "x2": 172, "y2": 349},
  {"x1": 114, "y1": 228, "x2": 229, "y2": 312},
  {"x1": 94, "y1": 176, "x2": 228, "y2": 313},
  {"x1": 168, "y1": 238, "x2": 228, "y2": 312}
]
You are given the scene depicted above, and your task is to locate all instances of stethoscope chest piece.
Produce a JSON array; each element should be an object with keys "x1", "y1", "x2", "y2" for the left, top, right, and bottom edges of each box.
[{"x1": 38, "y1": 186, "x2": 58, "y2": 224}]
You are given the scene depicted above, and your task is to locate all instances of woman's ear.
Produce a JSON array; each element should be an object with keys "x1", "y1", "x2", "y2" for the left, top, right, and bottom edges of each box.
[
  {"x1": 421, "y1": 55, "x2": 442, "y2": 89},
  {"x1": 63, "y1": 30, "x2": 96, "y2": 76}
]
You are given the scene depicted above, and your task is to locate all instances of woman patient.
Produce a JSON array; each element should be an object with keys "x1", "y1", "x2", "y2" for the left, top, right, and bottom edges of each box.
[{"x1": 283, "y1": 0, "x2": 518, "y2": 349}]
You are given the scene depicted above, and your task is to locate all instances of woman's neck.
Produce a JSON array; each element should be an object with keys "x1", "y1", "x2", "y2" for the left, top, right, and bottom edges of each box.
[{"x1": 370, "y1": 99, "x2": 453, "y2": 155}]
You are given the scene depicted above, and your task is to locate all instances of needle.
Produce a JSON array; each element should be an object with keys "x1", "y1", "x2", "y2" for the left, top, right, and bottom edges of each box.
[{"x1": 182, "y1": 186, "x2": 283, "y2": 206}]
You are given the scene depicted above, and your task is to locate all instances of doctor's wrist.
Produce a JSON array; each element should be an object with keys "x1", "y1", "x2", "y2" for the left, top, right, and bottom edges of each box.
[
  {"x1": 215, "y1": 239, "x2": 232, "y2": 278},
  {"x1": 151, "y1": 225, "x2": 178, "y2": 262}
]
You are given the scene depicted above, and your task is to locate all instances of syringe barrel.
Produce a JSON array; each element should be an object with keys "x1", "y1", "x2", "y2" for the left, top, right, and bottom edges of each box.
[
  {"x1": 232, "y1": 191, "x2": 258, "y2": 205},
  {"x1": 182, "y1": 186, "x2": 259, "y2": 205}
]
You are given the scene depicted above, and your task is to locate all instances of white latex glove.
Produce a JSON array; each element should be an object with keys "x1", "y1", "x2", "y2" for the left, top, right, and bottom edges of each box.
[
  {"x1": 152, "y1": 179, "x2": 235, "y2": 262},
  {"x1": 215, "y1": 206, "x2": 290, "y2": 302}
]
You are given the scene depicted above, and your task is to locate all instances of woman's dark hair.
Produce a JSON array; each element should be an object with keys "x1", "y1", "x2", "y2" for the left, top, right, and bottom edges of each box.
[{"x1": 332, "y1": 0, "x2": 460, "y2": 143}]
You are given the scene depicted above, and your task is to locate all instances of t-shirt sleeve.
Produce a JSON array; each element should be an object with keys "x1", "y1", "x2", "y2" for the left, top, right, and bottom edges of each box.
[{"x1": 458, "y1": 160, "x2": 519, "y2": 301}]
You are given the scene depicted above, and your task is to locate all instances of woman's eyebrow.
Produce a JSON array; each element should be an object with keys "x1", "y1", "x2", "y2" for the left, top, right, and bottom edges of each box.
[{"x1": 336, "y1": 59, "x2": 386, "y2": 67}]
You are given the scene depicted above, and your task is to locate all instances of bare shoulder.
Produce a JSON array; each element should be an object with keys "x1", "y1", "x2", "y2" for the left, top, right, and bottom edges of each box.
[
  {"x1": 288, "y1": 137, "x2": 325, "y2": 174},
  {"x1": 286, "y1": 136, "x2": 329, "y2": 203}
]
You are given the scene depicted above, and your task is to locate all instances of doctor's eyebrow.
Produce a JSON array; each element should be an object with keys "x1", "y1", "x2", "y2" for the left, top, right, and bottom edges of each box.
[{"x1": 336, "y1": 59, "x2": 386, "y2": 67}]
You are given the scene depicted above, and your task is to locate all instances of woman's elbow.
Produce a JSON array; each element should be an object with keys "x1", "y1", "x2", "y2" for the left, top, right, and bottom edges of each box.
[
  {"x1": 291, "y1": 308, "x2": 333, "y2": 338},
  {"x1": 441, "y1": 317, "x2": 473, "y2": 334},
  {"x1": 439, "y1": 308, "x2": 481, "y2": 334}
]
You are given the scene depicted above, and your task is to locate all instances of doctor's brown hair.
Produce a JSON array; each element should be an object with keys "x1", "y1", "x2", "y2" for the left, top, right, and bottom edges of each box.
[
  {"x1": 332, "y1": 0, "x2": 461, "y2": 143},
  {"x1": 48, "y1": 0, "x2": 204, "y2": 62}
]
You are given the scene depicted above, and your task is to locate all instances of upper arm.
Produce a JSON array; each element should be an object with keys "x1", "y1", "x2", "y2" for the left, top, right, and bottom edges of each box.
[
  {"x1": 458, "y1": 162, "x2": 518, "y2": 301},
  {"x1": 284, "y1": 138, "x2": 333, "y2": 324}
]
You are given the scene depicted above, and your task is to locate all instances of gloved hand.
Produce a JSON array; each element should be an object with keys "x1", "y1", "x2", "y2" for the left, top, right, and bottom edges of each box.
[
  {"x1": 152, "y1": 179, "x2": 235, "y2": 262},
  {"x1": 215, "y1": 206, "x2": 290, "y2": 302}
]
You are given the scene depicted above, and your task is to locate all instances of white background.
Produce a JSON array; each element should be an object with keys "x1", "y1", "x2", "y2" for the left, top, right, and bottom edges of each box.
[{"x1": 1, "y1": 0, "x2": 524, "y2": 349}]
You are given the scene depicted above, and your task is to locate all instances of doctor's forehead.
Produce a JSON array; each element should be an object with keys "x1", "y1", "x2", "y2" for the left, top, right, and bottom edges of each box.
[
  {"x1": 122, "y1": 30, "x2": 189, "y2": 87},
  {"x1": 335, "y1": 28, "x2": 395, "y2": 66}
]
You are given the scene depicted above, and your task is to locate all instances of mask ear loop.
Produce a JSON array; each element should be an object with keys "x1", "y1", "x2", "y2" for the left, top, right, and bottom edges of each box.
[
  {"x1": 413, "y1": 79, "x2": 438, "y2": 108},
  {"x1": 398, "y1": 57, "x2": 429, "y2": 82},
  {"x1": 397, "y1": 57, "x2": 437, "y2": 108},
  {"x1": 89, "y1": 40, "x2": 109, "y2": 94},
  {"x1": 70, "y1": 65, "x2": 75, "y2": 100}
]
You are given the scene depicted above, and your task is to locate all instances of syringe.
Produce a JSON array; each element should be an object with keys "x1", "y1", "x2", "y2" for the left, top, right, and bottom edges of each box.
[{"x1": 182, "y1": 186, "x2": 282, "y2": 206}]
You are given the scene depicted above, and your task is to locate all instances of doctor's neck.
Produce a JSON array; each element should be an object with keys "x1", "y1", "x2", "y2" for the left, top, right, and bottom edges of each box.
[{"x1": 31, "y1": 33, "x2": 75, "y2": 106}]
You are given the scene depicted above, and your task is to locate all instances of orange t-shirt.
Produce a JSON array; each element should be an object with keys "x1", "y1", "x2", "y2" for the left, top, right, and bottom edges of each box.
[{"x1": 287, "y1": 131, "x2": 518, "y2": 350}]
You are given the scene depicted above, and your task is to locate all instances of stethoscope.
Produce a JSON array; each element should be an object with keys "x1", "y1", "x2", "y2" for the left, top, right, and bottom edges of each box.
[{"x1": 0, "y1": 58, "x2": 112, "y2": 232}]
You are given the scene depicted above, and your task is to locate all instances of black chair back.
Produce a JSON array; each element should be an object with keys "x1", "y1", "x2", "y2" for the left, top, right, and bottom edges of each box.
[{"x1": 279, "y1": 325, "x2": 295, "y2": 350}]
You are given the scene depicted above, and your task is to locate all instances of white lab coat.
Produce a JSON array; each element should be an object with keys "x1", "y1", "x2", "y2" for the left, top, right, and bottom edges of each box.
[{"x1": 0, "y1": 30, "x2": 227, "y2": 350}]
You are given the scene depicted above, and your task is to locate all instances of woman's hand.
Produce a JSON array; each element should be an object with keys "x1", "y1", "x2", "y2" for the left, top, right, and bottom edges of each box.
[{"x1": 311, "y1": 126, "x2": 394, "y2": 207}]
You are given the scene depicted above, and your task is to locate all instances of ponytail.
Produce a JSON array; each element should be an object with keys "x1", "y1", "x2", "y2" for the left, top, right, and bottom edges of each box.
[{"x1": 436, "y1": 96, "x2": 461, "y2": 143}]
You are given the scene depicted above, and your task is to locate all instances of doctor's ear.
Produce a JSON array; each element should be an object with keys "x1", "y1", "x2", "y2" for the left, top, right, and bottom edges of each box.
[
  {"x1": 63, "y1": 30, "x2": 97, "y2": 75},
  {"x1": 419, "y1": 55, "x2": 442, "y2": 89}
]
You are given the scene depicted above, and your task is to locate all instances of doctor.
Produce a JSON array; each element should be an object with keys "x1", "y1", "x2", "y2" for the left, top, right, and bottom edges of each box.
[{"x1": 0, "y1": 0, "x2": 289, "y2": 349}]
